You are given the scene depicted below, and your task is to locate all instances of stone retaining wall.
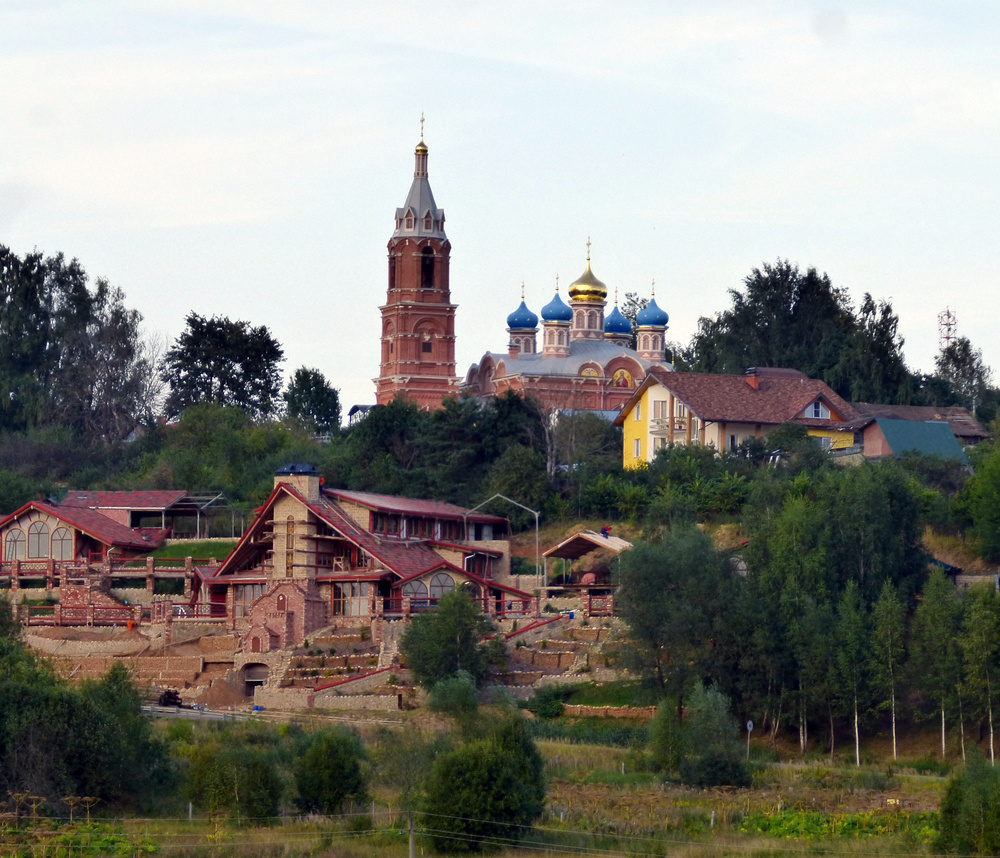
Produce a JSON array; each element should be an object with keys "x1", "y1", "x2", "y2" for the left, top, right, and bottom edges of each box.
[
  {"x1": 26, "y1": 635, "x2": 149, "y2": 657},
  {"x1": 253, "y1": 687, "x2": 314, "y2": 709},
  {"x1": 313, "y1": 693, "x2": 402, "y2": 712},
  {"x1": 563, "y1": 704, "x2": 657, "y2": 720}
]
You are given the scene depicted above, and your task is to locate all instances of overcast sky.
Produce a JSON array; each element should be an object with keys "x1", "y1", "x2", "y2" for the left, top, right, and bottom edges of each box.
[{"x1": 3, "y1": 1, "x2": 998, "y2": 415}]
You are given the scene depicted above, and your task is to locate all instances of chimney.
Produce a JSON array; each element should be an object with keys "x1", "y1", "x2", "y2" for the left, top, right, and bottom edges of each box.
[
  {"x1": 274, "y1": 463, "x2": 321, "y2": 501},
  {"x1": 508, "y1": 341, "x2": 521, "y2": 360},
  {"x1": 745, "y1": 368, "x2": 760, "y2": 390}
]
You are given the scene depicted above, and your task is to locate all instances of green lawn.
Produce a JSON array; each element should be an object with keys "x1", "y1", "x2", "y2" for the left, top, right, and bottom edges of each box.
[{"x1": 150, "y1": 540, "x2": 238, "y2": 560}]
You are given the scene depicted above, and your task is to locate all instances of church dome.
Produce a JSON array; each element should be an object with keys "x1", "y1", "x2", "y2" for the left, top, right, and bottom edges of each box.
[
  {"x1": 636, "y1": 297, "x2": 669, "y2": 328},
  {"x1": 541, "y1": 292, "x2": 572, "y2": 322},
  {"x1": 568, "y1": 259, "x2": 607, "y2": 303},
  {"x1": 507, "y1": 300, "x2": 539, "y2": 330},
  {"x1": 604, "y1": 305, "x2": 631, "y2": 335}
]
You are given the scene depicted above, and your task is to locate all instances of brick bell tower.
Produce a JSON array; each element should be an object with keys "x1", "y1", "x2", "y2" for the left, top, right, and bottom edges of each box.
[{"x1": 375, "y1": 127, "x2": 459, "y2": 409}]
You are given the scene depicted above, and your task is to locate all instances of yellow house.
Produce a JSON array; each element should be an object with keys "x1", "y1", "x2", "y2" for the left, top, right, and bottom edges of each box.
[{"x1": 614, "y1": 366, "x2": 859, "y2": 468}]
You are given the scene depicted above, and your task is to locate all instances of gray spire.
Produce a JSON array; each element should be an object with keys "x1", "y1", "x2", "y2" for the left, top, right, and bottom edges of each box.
[{"x1": 393, "y1": 136, "x2": 447, "y2": 240}]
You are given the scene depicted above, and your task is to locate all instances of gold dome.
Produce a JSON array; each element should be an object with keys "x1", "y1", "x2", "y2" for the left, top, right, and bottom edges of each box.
[
  {"x1": 568, "y1": 258, "x2": 607, "y2": 303},
  {"x1": 415, "y1": 139, "x2": 428, "y2": 154}
]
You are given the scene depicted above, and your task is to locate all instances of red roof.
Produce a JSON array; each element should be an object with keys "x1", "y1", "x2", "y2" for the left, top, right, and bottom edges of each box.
[
  {"x1": 216, "y1": 483, "x2": 494, "y2": 582},
  {"x1": 615, "y1": 366, "x2": 859, "y2": 427},
  {"x1": 0, "y1": 501, "x2": 161, "y2": 551},
  {"x1": 323, "y1": 488, "x2": 507, "y2": 524},
  {"x1": 60, "y1": 490, "x2": 189, "y2": 510}
]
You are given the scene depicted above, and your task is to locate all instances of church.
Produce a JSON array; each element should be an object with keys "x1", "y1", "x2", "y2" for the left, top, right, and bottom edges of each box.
[{"x1": 374, "y1": 134, "x2": 673, "y2": 413}]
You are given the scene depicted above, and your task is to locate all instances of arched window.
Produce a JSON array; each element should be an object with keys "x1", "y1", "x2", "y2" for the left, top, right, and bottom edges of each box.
[
  {"x1": 5, "y1": 529, "x2": 25, "y2": 560},
  {"x1": 588, "y1": 311, "x2": 596, "y2": 329},
  {"x1": 405, "y1": 212, "x2": 414, "y2": 230},
  {"x1": 403, "y1": 579, "x2": 429, "y2": 610},
  {"x1": 28, "y1": 521, "x2": 49, "y2": 559},
  {"x1": 421, "y1": 248, "x2": 435, "y2": 289},
  {"x1": 430, "y1": 573, "x2": 455, "y2": 600},
  {"x1": 388, "y1": 255, "x2": 396, "y2": 290},
  {"x1": 51, "y1": 527, "x2": 73, "y2": 562},
  {"x1": 557, "y1": 331, "x2": 565, "y2": 345},
  {"x1": 423, "y1": 213, "x2": 433, "y2": 230}
]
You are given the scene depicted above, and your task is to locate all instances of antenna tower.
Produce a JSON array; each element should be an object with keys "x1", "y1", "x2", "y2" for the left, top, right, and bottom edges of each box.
[{"x1": 938, "y1": 307, "x2": 957, "y2": 351}]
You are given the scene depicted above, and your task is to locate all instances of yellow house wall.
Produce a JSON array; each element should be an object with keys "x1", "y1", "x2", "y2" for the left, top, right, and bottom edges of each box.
[
  {"x1": 807, "y1": 428, "x2": 855, "y2": 450},
  {"x1": 622, "y1": 387, "x2": 654, "y2": 469}
]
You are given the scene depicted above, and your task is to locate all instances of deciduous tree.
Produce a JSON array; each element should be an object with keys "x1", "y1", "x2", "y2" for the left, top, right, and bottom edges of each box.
[
  {"x1": 284, "y1": 367, "x2": 341, "y2": 434},
  {"x1": 162, "y1": 312, "x2": 284, "y2": 420}
]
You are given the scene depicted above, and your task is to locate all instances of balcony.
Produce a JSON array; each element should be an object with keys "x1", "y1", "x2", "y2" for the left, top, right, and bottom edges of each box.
[{"x1": 650, "y1": 416, "x2": 688, "y2": 434}]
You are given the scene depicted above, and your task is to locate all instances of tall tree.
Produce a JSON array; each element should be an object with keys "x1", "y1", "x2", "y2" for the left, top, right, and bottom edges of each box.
[
  {"x1": 400, "y1": 589, "x2": 498, "y2": 689},
  {"x1": 835, "y1": 581, "x2": 869, "y2": 767},
  {"x1": 961, "y1": 585, "x2": 1000, "y2": 764},
  {"x1": 616, "y1": 526, "x2": 737, "y2": 717},
  {"x1": 161, "y1": 312, "x2": 284, "y2": 420},
  {"x1": 869, "y1": 580, "x2": 905, "y2": 760},
  {"x1": 909, "y1": 568, "x2": 964, "y2": 760},
  {"x1": 284, "y1": 367, "x2": 341, "y2": 434},
  {"x1": 935, "y1": 336, "x2": 994, "y2": 416},
  {"x1": 689, "y1": 260, "x2": 853, "y2": 380},
  {"x1": 688, "y1": 259, "x2": 912, "y2": 403},
  {"x1": 0, "y1": 246, "x2": 158, "y2": 438}
]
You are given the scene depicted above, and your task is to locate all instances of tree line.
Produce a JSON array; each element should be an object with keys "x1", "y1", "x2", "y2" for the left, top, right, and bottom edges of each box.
[{"x1": 615, "y1": 451, "x2": 1000, "y2": 765}]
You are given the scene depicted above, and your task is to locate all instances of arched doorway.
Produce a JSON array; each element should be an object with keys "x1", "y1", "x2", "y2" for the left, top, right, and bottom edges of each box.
[{"x1": 241, "y1": 663, "x2": 269, "y2": 696}]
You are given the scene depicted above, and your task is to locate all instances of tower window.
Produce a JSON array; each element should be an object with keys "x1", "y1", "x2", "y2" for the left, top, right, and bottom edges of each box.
[
  {"x1": 423, "y1": 214, "x2": 433, "y2": 230},
  {"x1": 388, "y1": 255, "x2": 396, "y2": 290},
  {"x1": 421, "y1": 248, "x2": 435, "y2": 289},
  {"x1": 422, "y1": 341, "x2": 432, "y2": 353},
  {"x1": 405, "y1": 213, "x2": 414, "y2": 230}
]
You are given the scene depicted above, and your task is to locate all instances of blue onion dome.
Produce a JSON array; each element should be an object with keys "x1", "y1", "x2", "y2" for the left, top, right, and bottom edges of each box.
[
  {"x1": 506, "y1": 300, "x2": 539, "y2": 330},
  {"x1": 541, "y1": 291, "x2": 572, "y2": 322},
  {"x1": 604, "y1": 304, "x2": 631, "y2": 335},
  {"x1": 636, "y1": 297, "x2": 669, "y2": 328}
]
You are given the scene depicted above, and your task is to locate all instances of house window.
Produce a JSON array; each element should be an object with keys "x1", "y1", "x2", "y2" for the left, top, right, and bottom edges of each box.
[
  {"x1": 818, "y1": 436, "x2": 833, "y2": 450},
  {"x1": 28, "y1": 522, "x2": 49, "y2": 559},
  {"x1": 403, "y1": 579, "x2": 429, "y2": 610},
  {"x1": 634, "y1": 402, "x2": 641, "y2": 421},
  {"x1": 729, "y1": 434, "x2": 738, "y2": 451},
  {"x1": 634, "y1": 439, "x2": 641, "y2": 458},
  {"x1": 5, "y1": 529, "x2": 25, "y2": 560},
  {"x1": 51, "y1": 527, "x2": 72, "y2": 561},
  {"x1": 430, "y1": 572, "x2": 456, "y2": 600},
  {"x1": 806, "y1": 401, "x2": 831, "y2": 419}
]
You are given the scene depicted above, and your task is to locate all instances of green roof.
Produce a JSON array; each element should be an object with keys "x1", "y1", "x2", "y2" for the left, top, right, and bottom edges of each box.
[{"x1": 875, "y1": 418, "x2": 969, "y2": 464}]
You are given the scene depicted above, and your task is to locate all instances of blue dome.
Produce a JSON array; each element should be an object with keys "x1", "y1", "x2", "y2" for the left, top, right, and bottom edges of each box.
[
  {"x1": 636, "y1": 298, "x2": 669, "y2": 328},
  {"x1": 541, "y1": 292, "x2": 572, "y2": 322},
  {"x1": 604, "y1": 305, "x2": 631, "y2": 335},
  {"x1": 506, "y1": 300, "x2": 539, "y2": 330}
]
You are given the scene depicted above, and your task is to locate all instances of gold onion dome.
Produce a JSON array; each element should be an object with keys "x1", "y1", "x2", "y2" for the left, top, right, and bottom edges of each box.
[{"x1": 568, "y1": 258, "x2": 607, "y2": 303}]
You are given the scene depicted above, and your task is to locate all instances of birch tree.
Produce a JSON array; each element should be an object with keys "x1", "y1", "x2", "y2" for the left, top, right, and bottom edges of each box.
[{"x1": 869, "y1": 580, "x2": 905, "y2": 760}]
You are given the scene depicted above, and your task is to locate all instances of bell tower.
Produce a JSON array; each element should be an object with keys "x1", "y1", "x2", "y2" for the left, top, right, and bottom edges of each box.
[{"x1": 375, "y1": 127, "x2": 459, "y2": 409}]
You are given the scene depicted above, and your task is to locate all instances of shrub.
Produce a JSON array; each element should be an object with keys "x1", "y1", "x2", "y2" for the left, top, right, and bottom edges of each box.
[
  {"x1": 527, "y1": 685, "x2": 569, "y2": 719},
  {"x1": 293, "y1": 729, "x2": 367, "y2": 815},
  {"x1": 679, "y1": 752, "x2": 751, "y2": 788},
  {"x1": 428, "y1": 671, "x2": 478, "y2": 720},
  {"x1": 935, "y1": 748, "x2": 1000, "y2": 855}
]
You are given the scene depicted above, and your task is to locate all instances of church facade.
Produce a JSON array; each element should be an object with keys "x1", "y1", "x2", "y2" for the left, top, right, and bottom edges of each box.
[{"x1": 376, "y1": 135, "x2": 673, "y2": 413}]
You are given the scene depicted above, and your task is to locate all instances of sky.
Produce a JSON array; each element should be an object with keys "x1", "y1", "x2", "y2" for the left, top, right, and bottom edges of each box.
[{"x1": 3, "y1": 1, "x2": 999, "y2": 417}]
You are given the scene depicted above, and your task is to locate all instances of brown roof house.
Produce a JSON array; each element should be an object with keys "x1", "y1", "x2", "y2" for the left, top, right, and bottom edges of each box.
[
  {"x1": 199, "y1": 464, "x2": 533, "y2": 655},
  {"x1": 615, "y1": 366, "x2": 859, "y2": 467}
]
